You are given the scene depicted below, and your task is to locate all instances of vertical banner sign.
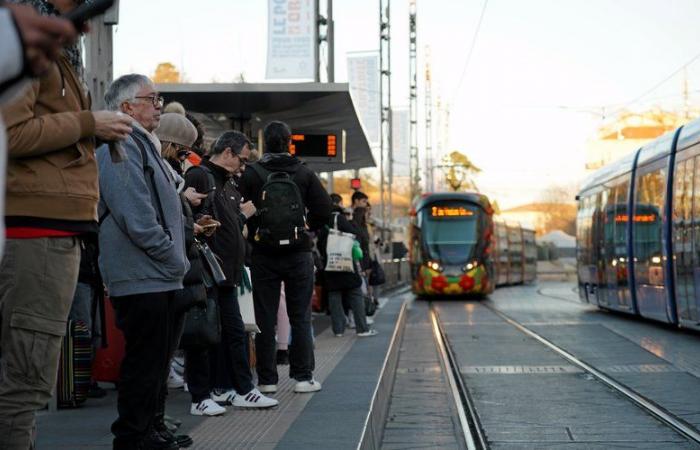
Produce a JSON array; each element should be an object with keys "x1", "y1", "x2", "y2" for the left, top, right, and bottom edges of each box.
[{"x1": 266, "y1": 0, "x2": 316, "y2": 80}]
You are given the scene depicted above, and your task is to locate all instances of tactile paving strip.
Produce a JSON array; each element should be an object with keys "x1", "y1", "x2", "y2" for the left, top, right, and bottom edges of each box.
[{"x1": 187, "y1": 329, "x2": 356, "y2": 450}]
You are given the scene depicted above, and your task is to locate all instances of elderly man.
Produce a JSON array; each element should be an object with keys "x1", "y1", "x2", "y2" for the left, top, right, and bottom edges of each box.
[
  {"x1": 98, "y1": 74, "x2": 189, "y2": 450},
  {"x1": 0, "y1": 1, "x2": 132, "y2": 448}
]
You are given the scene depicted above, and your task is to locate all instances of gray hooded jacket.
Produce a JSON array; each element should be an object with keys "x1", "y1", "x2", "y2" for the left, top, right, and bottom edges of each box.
[{"x1": 97, "y1": 125, "x2": 189, "y2": 297}]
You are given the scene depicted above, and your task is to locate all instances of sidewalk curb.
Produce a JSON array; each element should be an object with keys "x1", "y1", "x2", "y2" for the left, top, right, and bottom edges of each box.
[{"x1": 356, "y1": 297, "x2": 410, "y2": 450}]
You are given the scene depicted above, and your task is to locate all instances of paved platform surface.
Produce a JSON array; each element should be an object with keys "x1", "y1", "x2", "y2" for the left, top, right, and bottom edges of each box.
[{"x1": 35, "y1": 288, "x2": 410, "y2": 450}]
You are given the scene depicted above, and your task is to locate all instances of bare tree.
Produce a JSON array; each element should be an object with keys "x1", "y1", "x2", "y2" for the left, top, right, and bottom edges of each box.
[{"x1": 539, "y1": 183, "x2": 578, "y2": 235}]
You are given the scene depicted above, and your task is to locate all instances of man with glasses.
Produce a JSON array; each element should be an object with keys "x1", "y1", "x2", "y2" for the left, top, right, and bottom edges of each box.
[
  {"x1": 98, "y1": 74, "x2": 189, "y2": 450},
  {"x1": 183, "y1": 130, "x2": 278, "y2": 414}
]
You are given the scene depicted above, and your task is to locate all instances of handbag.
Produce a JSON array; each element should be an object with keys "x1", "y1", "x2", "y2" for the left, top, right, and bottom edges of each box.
[
  {"x1": 180, "y1": 296, "x2": 221, "y2": 349},
  {"x1": 369, "y1": 257, "x2": 386, "y2": 286},
  {"x1": 325, "y1": 213, "x2": 356, "y2": 273},
  {"x1": 364, "y1": 293, "x2": 377, "y2": 317},
  {"x1": 195, "y1": 238, "x2": 226, "y2": 287},
  {"x1": 238, "y1": 267, "x2": 260, "y2": 333}
]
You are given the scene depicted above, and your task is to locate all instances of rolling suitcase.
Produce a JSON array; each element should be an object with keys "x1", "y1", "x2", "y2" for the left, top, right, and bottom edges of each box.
[
  {"x1": 92, "y1": 296, "x2": 125, "y2": 383},
  {"x1": 56, "y1": 320, "x2": 92, "y2": 408}
]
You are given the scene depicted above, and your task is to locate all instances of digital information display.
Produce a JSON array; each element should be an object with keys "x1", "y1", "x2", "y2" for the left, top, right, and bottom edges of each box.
[
  {"x1": 614, "y1": 213, "x2": 657, "y2": 223},
  {"x1": 430, "y1": 206, "x2": 474, "y2": 218},
  {"x1": 289, "y1": 134, "x2": 337, "y2": 158}
]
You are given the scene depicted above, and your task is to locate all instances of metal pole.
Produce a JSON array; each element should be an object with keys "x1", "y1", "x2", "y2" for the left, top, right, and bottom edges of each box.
[
  {"x1": 314, "y1": 0, "x2": 321, "y2": 82},
  {"x1": 386, "y1": 0, "x2": 393, "y2": 245},
  {"x1": 425, "y1": 45, "x2": 433, "y2": 192},
  {"x1": 327, "y1": 0, "x2": 334, "y2": 193},
  {"x1": 379, "y1": 0, "x2": 386, "y2": 242},
  {"x1": 327, "y1": 0, "x2": 334, "y2": 82},
  {"x1": 408, "y1": 0, "x2": 420, "y2": 200}
]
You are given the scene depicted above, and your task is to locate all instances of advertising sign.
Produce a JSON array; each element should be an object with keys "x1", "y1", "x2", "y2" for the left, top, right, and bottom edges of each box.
[{"x1": 266, "y1": 0, "x2": 317, "y2": 80}]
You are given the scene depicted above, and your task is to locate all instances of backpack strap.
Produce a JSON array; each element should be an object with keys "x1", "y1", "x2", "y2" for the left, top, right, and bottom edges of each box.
[{"x1": 250, "y1": 162, "x2": 271, "y2": 184}]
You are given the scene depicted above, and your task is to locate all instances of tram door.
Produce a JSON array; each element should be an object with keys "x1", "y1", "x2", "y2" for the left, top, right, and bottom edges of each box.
[
  {"x1": 596, "y1": 189, "x2": 610, "y2": 306},
  {"x1": 672, "y1": 158, "x2": 700, "y2": 322}
]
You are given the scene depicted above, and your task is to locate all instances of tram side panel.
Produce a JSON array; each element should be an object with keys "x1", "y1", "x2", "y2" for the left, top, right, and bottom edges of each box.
[
  {"x1": 507, "y1": 223, "x2": 524, "y2": 284},
  {"x1": 522, "y1": 228, "x2": 537, "y2": 283}
]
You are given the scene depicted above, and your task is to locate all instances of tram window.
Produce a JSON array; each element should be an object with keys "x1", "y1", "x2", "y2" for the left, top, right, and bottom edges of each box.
[
  {"x1": 634, "y1": 167, "x2": 665, "y2": 285},
  {"x1": 684, "y1": 158, "x2": 694, "y2": 221},
  {"x1": 422, "y1": 203, "x2": 479, "y2": 265}
]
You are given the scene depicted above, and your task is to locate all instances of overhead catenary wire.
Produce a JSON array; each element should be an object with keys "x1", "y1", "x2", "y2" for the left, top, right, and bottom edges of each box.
[{"x1": 452, "y1": 0, "x2": 489, "y2": 100}]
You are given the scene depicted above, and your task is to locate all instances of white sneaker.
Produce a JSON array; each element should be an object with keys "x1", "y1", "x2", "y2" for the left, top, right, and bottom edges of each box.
[
  {"x1": 233, "y1": 388, "x2": 279, "y2": 408},
  {"x1": 294, "y1": 379, "x2": 322, "y2": 393},
  {"x1": 167, "y1": 366, "x2": 185, "y2": 389},
  {"x1": 358, "y1": 329, "x2": 379, "y2": 337},
  {"x1": 258, "y1": 384, "x2": 277, "y2": 394},
  {"x1": 190, "y1": 398, "x2": 226, "y2": 416},
  {"x1": 211, "y1": 389, "x2": 236, "y2": 405}
]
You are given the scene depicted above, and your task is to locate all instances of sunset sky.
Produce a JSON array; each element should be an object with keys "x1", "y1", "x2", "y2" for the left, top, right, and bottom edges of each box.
[{"x1": 113, "y1": 0, "x2": 700, "y2": 208}]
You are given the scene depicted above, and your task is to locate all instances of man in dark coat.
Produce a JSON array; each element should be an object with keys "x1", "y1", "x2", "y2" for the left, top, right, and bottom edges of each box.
[{"x1": 184, "y1": 130, "x2": 278, "y2": 413}]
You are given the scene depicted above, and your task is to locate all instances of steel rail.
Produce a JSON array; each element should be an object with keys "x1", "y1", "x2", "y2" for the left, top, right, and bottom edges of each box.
[
  {"x1": 485, "y1": 304, "x2": 700, "y2": 444},
  {"x1": 430, "y1": 305, "x2": 489, "y2": 450}
]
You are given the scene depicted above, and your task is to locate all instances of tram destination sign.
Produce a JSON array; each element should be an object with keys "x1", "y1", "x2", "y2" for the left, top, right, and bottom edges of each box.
[{"x1": 430, "y1": 206, "x2": 474, "y2": 218}]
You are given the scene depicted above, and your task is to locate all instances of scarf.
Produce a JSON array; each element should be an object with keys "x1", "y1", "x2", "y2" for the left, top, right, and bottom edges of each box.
[{"x1": 9, "y1": 0, "x2": 85, "y2": 79}]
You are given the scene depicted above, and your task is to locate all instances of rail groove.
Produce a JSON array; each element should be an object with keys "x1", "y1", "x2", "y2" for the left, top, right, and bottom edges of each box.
[
  {"x1": 430, "y1": 304, "x2": 489, "y2": 450},
  {"x1": 484, "y1": 303, "x2": 700, "y2": 445}
]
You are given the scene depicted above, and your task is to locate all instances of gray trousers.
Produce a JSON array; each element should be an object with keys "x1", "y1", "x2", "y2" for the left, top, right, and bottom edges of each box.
[
  {"x1": 328, "y1": 287, "x2": 369, "y2": 335},
  {"x1": 0, "y1": 237, "x2": 80, "y2": 450}
]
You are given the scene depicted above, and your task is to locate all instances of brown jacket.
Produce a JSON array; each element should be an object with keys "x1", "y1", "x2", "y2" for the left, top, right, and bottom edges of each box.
[{"x1": 2, "y1": 54, "x2": 98, "y2": 222}]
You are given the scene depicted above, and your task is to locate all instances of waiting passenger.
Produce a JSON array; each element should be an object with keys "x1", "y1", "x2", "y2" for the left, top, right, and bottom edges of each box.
[
  {"x1": 98, "y1": 74, "x2": 189, "y2": 450},
  {"x1": 184, "y1": 130, "x2": 278, "y2": 413},
  {"x1": 238, "y1": 120, "x2": 332, "y2": 394}
]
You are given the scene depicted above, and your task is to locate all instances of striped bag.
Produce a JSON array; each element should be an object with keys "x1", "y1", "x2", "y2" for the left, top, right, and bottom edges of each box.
[{"x1": 57, "y1": 320, "x2": 92, "y2": 408}]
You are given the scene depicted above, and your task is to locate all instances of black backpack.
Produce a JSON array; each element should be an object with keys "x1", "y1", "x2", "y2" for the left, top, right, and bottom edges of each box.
[{"x1": 250, "y1": 163, "x2": 306, "y2": 249}]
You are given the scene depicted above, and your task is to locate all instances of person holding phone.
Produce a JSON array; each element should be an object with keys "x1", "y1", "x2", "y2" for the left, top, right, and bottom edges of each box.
[{"x1": 0, "y1": 1, "x2": 132, "y2": 449}]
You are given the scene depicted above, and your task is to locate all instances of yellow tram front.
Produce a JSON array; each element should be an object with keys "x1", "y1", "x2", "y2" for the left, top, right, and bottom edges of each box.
[{"x1": 410, "y1": 192, "x2": 495, "y2": 296}]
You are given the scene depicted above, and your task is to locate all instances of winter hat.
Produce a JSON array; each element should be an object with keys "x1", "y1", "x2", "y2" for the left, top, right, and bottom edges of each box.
[{"x1": 155, "y1": 113, "x2": 197, "y2": 147}]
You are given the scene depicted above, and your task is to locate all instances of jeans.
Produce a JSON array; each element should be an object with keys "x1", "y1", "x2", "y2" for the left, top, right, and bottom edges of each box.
[
  {"x1": 0, "y1": 237, "x2": 80, "y2": 450},
  {"x1": 251, "y1": 251, "x2": 315, "y2": 385},
  {"x1": 185, "y1": 347, "x2": 210, "y2": 403},
  {"x1": 111, "y1": 291, "x2": 176, "y2": 449},
  {"x1": 208, "y1": 286, "x2": 254, "y2": 395},
  {"x1": 328, "y1": 287, "x2": 369, "y2": 335}
]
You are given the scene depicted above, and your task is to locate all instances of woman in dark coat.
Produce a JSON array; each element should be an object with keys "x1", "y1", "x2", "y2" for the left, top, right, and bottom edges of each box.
[{"x1": 319, "y1": 206, "x2": 377, "y2": 337}]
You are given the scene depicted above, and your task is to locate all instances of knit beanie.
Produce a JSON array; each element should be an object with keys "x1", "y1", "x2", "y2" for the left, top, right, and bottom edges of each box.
[{"x1": 155, "y1": 113, "x2": 197, "y2": 147}]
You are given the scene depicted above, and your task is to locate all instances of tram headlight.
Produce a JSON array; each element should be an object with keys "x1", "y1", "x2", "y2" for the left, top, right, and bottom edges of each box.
[
  {"x1": 463, "y1": 260, "x2": 479, "y2": 272},
  {"x1": 427, "y1": 260, "x2": 443, "y2": 272}
]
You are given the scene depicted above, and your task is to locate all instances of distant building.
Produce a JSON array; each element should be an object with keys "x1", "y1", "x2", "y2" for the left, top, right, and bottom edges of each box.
[
  {"x1": 392, "y1": 107, "x2": 410, "y2": 177},
  {"x1": 585, "y1": 108, "x2": 699, "y2": 171},
  {"x1": 347, "y1": 51, "x2": 380, "y2": 146}
]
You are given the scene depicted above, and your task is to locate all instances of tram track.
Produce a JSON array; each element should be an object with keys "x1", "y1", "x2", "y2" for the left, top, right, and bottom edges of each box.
[
  {"x1": 481, "y1": 301, "x2": 700, "y2": 445},
  {"x1": 429, "y1": 303, "x2": 489, "y2": 450}
]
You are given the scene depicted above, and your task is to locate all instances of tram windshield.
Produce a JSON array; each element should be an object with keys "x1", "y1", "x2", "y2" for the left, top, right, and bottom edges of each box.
[{"x1": 421, "y1": 203, "x2": 480, "y2": 265}]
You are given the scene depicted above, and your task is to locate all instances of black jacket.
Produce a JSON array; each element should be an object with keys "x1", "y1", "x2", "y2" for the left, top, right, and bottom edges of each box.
[
  {"x1": 318, "y1": 205, "x2": 363, "y2": 291},
  {"x1": 184, "y1": 159, "x2": 246, "y2": 286},
  {"x1": 237, "y1": 153, "x2": 332, "y2": 254}
]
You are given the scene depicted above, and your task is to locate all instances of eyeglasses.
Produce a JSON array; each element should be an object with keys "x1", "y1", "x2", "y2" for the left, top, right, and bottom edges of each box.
[{"x1": 133, "y1": 94, "x2": 164, "y2": 108}]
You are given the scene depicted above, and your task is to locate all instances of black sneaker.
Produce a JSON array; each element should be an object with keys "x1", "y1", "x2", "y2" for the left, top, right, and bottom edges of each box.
[
  {"x1": 139, "y1": 429, "x2": 180, "y2": 450},
  {"x1": 154, "y1": 417, "x2": 192, "y2": 448},
  {"x1": 276, "y1": 349, "x2": 289, "y2": 365}
]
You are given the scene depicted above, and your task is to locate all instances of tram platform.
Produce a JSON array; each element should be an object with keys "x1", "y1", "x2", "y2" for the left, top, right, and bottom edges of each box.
[{"x1": 35, "y1": 286, "x2": 410, "y2": 450}]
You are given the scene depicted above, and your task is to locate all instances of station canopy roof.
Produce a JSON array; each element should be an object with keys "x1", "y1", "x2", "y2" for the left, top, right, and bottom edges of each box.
[{"x1": 157, "y1": 82, "x2": 376, "y2": 172}]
